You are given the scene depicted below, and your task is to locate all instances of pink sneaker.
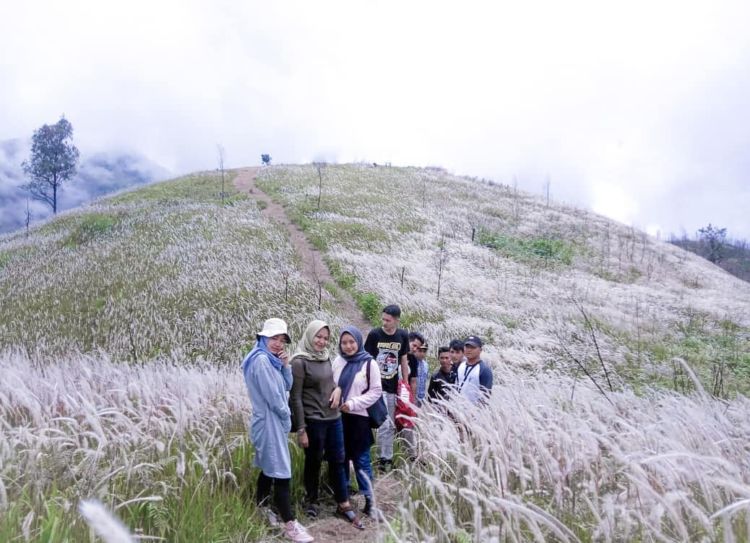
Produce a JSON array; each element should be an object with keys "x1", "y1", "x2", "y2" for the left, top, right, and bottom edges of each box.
[{"x1": 284, "y1": 520, "x2": 314, "y2": 542}]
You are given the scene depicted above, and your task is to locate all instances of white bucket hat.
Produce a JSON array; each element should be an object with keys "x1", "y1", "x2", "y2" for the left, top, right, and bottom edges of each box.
[{"x1": 257, "y1": 318, "x2": 291, "y2": 343}]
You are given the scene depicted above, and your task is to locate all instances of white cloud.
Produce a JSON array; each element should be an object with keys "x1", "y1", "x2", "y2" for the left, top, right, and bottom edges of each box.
[{"x1": 1, "y1": 0, "x2": 749, "y2": 236}]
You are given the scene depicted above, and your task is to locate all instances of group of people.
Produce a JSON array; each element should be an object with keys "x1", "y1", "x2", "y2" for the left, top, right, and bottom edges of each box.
[{"x1": 241, "y1": 304, "x2": 493, "y2": 542}]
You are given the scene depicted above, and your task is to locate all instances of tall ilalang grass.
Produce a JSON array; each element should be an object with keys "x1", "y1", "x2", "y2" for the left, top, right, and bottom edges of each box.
[
  {"x1": 0, "y1": 349, "x2": 271, "y2": 541},
  {"x1": 0, "y1": 172, "x2": 333, "y2": 365},
  {"x1": 399, "y1": 366, "x2": 750, "y2": 542},
  {"x1": 258, "y1": 164, "x2": 750, "y2": 395},
  {"x1": 0, "y1": 172, "x2": 347, "y2": 541}
]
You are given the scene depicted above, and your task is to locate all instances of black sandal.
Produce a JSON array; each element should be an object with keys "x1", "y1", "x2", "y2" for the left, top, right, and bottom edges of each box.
[
  {"x1": 304, "y1": 502, "x2": 319, "y2": 519},
  {"x1": 336, "y1": 504, "x2": 364, "y2": 530}
]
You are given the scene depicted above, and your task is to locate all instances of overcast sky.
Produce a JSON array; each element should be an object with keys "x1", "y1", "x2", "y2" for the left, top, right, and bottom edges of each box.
[{"x1": 1, "y1": 0, "x2": 749, "y2": 238}]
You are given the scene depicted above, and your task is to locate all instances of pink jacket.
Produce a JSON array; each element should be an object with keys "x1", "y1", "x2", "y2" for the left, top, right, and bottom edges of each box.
[{"x1": 332, "y1": 355, "x2": 382, "y2": 417}]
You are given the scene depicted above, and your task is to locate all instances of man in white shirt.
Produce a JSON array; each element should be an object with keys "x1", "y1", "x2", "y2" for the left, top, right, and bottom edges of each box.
[{"x1": 455, "y1": 336, "x2": 493, "y2": 404}]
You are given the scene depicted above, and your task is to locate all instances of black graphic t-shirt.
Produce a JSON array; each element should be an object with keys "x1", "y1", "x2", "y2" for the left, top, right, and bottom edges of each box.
[{"x1": 364, "y1": 327, "x2": 410, "y2": 394}]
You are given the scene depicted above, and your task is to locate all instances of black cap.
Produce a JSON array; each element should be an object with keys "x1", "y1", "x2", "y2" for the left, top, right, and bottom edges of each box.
[
  {"x1": 383, "y1": 304, "x2": 401, "y2": 318},
  {"x1": 449, "y1": 339, "x2": 464, "y2": 351},
  {"x1": 464, "y1": 335, "x2": 483, "y2": 348}
]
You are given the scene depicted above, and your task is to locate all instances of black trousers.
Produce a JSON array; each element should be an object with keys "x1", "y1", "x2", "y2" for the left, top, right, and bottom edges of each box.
[{"x1": 257, "y1": 472, "x2": 293, "y2": 522}]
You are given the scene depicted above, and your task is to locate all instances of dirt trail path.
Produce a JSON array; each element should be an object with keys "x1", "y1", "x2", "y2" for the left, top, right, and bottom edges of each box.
[
  {"x1": 233, "y1": 168, "x2": 402, "y2": 542},
  {"x1": 234, "y1": 168, "x2": 370, "y2": 333}
]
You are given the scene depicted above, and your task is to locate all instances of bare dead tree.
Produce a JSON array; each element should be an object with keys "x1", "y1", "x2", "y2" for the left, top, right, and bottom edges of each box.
[
  {"x1": 435, "y1": 233, "x2": 449, "y2": 299},
  {"x1": 25, "y1": 198, "x2": 31, "y2": 236},
  {"x1": 555, "y1": 328, "x2": 614, "y2": 405},
  {"x1": 574, "y1": 300, "x2": 614, "y2": 392},
  {"x1": 217, "y1": 144, "x2": 226, "y2": 204},
  {"x1": 314, "y1": 161, "x2": 326, "y2": 210}
]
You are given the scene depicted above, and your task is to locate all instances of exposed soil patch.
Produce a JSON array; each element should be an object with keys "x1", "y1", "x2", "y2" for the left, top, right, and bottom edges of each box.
[
  {"x1": 234, "y1": 167, "x2": 403, "y2": 542},
  {"x1": 234, "y1": 168, "x2": 370, "y2": 332}
]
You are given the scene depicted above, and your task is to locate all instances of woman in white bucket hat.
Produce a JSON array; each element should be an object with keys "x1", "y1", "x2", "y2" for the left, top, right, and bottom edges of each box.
[{"x1": 242, "y1": 318, "x2": 314, "y2": 542}]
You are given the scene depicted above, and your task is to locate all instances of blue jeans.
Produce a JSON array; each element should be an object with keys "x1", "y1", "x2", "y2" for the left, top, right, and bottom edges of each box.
[
  {"x1": 304, "y1": 418, "x2": 348, "y2": 504},
  {"x1": 342, "y1": 413, "x2": 374, "y2": 498},
  {"x1": 348, "y1": 446, "x2": 374, "y2": 499}
]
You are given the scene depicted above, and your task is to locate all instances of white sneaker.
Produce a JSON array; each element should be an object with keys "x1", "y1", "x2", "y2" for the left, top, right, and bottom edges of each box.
[{"x1": 284, "y1": 520, "x2": 314, "y2": 542}]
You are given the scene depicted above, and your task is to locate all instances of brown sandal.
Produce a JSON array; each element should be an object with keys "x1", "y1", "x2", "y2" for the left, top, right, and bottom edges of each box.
[{"x1": 336, "y1": 504, "x2": 364, "y2": 530}]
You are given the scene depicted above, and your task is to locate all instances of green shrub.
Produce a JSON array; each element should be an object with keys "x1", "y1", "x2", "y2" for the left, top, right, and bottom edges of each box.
[
  {"x1": 64, "y1": 213, "x2": 118, "y2": 247},
  {"x1": 478, "y1": 229, "x2": 573, "y2": 266},
  {"x1": 355, "y1": 292, "x2": 382, "y2": 326}
]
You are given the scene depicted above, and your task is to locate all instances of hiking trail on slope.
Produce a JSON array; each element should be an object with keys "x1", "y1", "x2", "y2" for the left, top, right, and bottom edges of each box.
[{"x1": 234, "y1": 167, "x2": 405, "y2": 542}]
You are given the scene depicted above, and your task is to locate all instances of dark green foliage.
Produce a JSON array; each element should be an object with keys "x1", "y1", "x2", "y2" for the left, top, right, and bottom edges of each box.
[
  {"x1": 478, "y1": 229, "x2": 574, "y2": 266},
  {"x1": 64, "y1": 213, "x2": 118, "y2": 247},
  {"x1": 355, "y1": 292, "x2": 382, "y2": 326},
  {"x1": 22, "y1": 116, "x2": 80, "y2": 214},
  {"x1": 670, "y1": 226, "x2": 750, "y2": 282},
  {"x1": 698, "y1": 224, "x2": 728, "y2": 263}
]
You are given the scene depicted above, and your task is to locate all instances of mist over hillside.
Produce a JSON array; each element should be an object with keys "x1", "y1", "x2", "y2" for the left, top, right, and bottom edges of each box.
[{"x1": 0, "y1": 138, "x2": 168, "y2": 233}]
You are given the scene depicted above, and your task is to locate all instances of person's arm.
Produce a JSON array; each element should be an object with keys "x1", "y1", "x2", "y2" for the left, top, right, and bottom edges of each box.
[
  {"x1": 401, "y1": 354, "x2": 410, "y2": 382},
  {"x1": 478, "y1": 362, "x2": 493, "y2": 401},
  {"x1": 281, "y1": 363, "x2": 293, "y2": 392},
  {"x1": 409, "y1": 354, "x2": 418, "y2": 389},
  {"x1": 364, "y1": 331, "x2": 377, "y2": 359},
  {"x1": 427, "y1": 374, "x2": 438, "y2": 400},
  {"x1": 246, "y1": 354, "x2": 291, "y2": 419},
  {"x1": 289, "y1": 357, "x2": 306, "y2": 431},
  {"x1": 346, "y1": 360, "x2": 383, "y2": 411}
]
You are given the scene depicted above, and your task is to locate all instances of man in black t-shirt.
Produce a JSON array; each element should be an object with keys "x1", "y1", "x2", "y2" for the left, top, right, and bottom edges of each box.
[
  {"x1": 364, "y1": 304, "x2": 409, "y2": 472},
  {"x1": 428, "y1": 346, "x2": 457, "y2": 401}
]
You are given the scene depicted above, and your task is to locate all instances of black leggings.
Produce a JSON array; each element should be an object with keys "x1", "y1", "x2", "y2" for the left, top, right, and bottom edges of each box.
[{"x1": 256, "y1": 472, "x2": 293, "y2": 522}]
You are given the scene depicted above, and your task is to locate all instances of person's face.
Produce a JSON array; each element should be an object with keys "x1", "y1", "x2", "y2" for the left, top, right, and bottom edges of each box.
[
  {"x1": 381, "y1": 313, "x2": 398, "y2": 333},
  {"x1": 313, "y1": 327, "x2": 330, "y2": 353},
  {"x1": 439, "y1": 352, "x2": 452, "y2": 373},
  {"x1": 267, "y1": 334, "x2": 286, "y2": 355},
  {"x1": 449, "y1": 348, "x2": 464, "y2": 363},
  {"x1": 340, "y1": 333, "x2": 358, "y2": 356},
  {"x1": 414, "y1": 343, "x2": 427, "y2": 360},
  {"x1": 464, "y1": 343, "x2": 481, "y2": 362},
  {"x1": 409, "y1": 338, "x2": 423, "y2": 354}
]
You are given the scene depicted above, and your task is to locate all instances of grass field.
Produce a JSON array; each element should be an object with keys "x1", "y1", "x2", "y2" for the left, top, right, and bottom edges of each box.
[{"x1": 2, "y1": 165, "x2": 750, "y2": 541}]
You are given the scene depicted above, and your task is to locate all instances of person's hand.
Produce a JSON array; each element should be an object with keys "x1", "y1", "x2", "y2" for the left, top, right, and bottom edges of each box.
[
  {"x1": 329, "y1": 387, "x2": 342, "y2": 409},
  {"x1": 297, "y1": 430, "x2": 309, "y2": 448},
  {"x1": 340, "y1": 401, "x2": 351, "y2": 413},
  {"x1": 278, "y1": 349, "x2": 289, "y2": 366}
]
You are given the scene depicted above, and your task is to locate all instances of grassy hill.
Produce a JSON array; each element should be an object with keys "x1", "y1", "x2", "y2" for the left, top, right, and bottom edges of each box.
[
  {"x1": 0, "y1": 172, "x2": 333, "y2": 363},
  {"x1": 0, "y1": 172, "x2": 342, "y2": 541},
  {"x1": 2, "y1": 165, "x2": 750, "y2": 542},
  {"x1": 258, "y1": 164, "x2": 750, "y2": 397}
]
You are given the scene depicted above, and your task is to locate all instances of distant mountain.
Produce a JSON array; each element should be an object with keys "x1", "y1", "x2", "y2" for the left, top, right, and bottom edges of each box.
[{"x1": 0, "y1": 138, "x2": 169, "y2": 233}]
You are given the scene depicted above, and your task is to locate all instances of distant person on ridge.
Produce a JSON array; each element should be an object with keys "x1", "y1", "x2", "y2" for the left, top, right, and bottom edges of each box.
[
  {"x1": 428, "y1": 346, "x2": 457, "y2": 402},
  {"x1": 364, "y1": 304, "x2": 410, "y2": 472},
  {"x1": 455, "y1": 335, "x2": 493, "y2": 405},
  {"x1": 241, "y1": 318, "x2": 314, "y2": 543}
]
